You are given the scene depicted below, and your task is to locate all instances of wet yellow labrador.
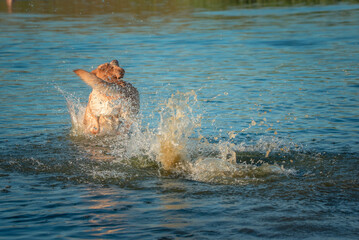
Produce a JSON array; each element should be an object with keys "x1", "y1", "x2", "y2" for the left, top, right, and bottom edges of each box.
[{"x1": 74, "y1": 60, "x2": 139, "y2": 135}]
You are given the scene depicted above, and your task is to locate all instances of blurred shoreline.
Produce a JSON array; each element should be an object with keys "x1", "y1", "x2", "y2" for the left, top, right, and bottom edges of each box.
[{"x1": 2, "y1": 0, "x2": 359, "y2": 15}]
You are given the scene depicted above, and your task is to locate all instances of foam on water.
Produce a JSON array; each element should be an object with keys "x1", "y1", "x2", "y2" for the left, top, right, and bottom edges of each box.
[{"x1": 63, "y1": 89, "x2": 296, "y2": 185}]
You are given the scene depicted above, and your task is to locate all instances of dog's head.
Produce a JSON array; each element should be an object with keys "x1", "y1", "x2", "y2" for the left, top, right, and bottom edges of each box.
[{"x1": 91, "y1": 60, "x2": 125, "y2": 83}]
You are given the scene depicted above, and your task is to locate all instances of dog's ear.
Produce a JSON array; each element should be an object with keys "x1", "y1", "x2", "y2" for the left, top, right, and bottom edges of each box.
[
  {"x1": 74, "y1": 69, "x2": 104, "y2": 88},
  {"x1": 74, "y1": 69, "x2": 119, "y2": 96},
  {"x1": 110, "y1": 60, "x2": 119, "y2": 66}
]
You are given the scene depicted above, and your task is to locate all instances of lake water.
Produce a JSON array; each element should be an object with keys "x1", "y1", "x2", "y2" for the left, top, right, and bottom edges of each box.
[{"x1": 1, "y1": 0, "x2": 359, "y2": 239}]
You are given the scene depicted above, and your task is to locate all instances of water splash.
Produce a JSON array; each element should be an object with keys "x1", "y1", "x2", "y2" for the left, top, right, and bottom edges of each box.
[
  {"x1": 56, "y1": 85, "x2": 87, "y2": 136},
  {"x1": 156, "y1": 90, "x2": 200, "y2": 171},
  {"x1": 63, "y1": 89, "x2": 296, "y2": 185}
]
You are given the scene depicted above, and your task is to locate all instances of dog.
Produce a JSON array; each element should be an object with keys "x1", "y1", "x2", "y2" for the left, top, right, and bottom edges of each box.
[{"x1": 74, "y1": 60, "x2": 139, "y2": 135}]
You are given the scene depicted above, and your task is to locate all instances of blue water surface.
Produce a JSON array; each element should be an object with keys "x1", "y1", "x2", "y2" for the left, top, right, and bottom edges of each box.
[{"x1": 0, "y1": 1, "x2": 358, "y2": 239}]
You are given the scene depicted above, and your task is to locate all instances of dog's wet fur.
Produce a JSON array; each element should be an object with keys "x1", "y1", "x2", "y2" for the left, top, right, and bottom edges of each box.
[{"x1": 74, "y1": 60, "x2": 139, "y2": 135}]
